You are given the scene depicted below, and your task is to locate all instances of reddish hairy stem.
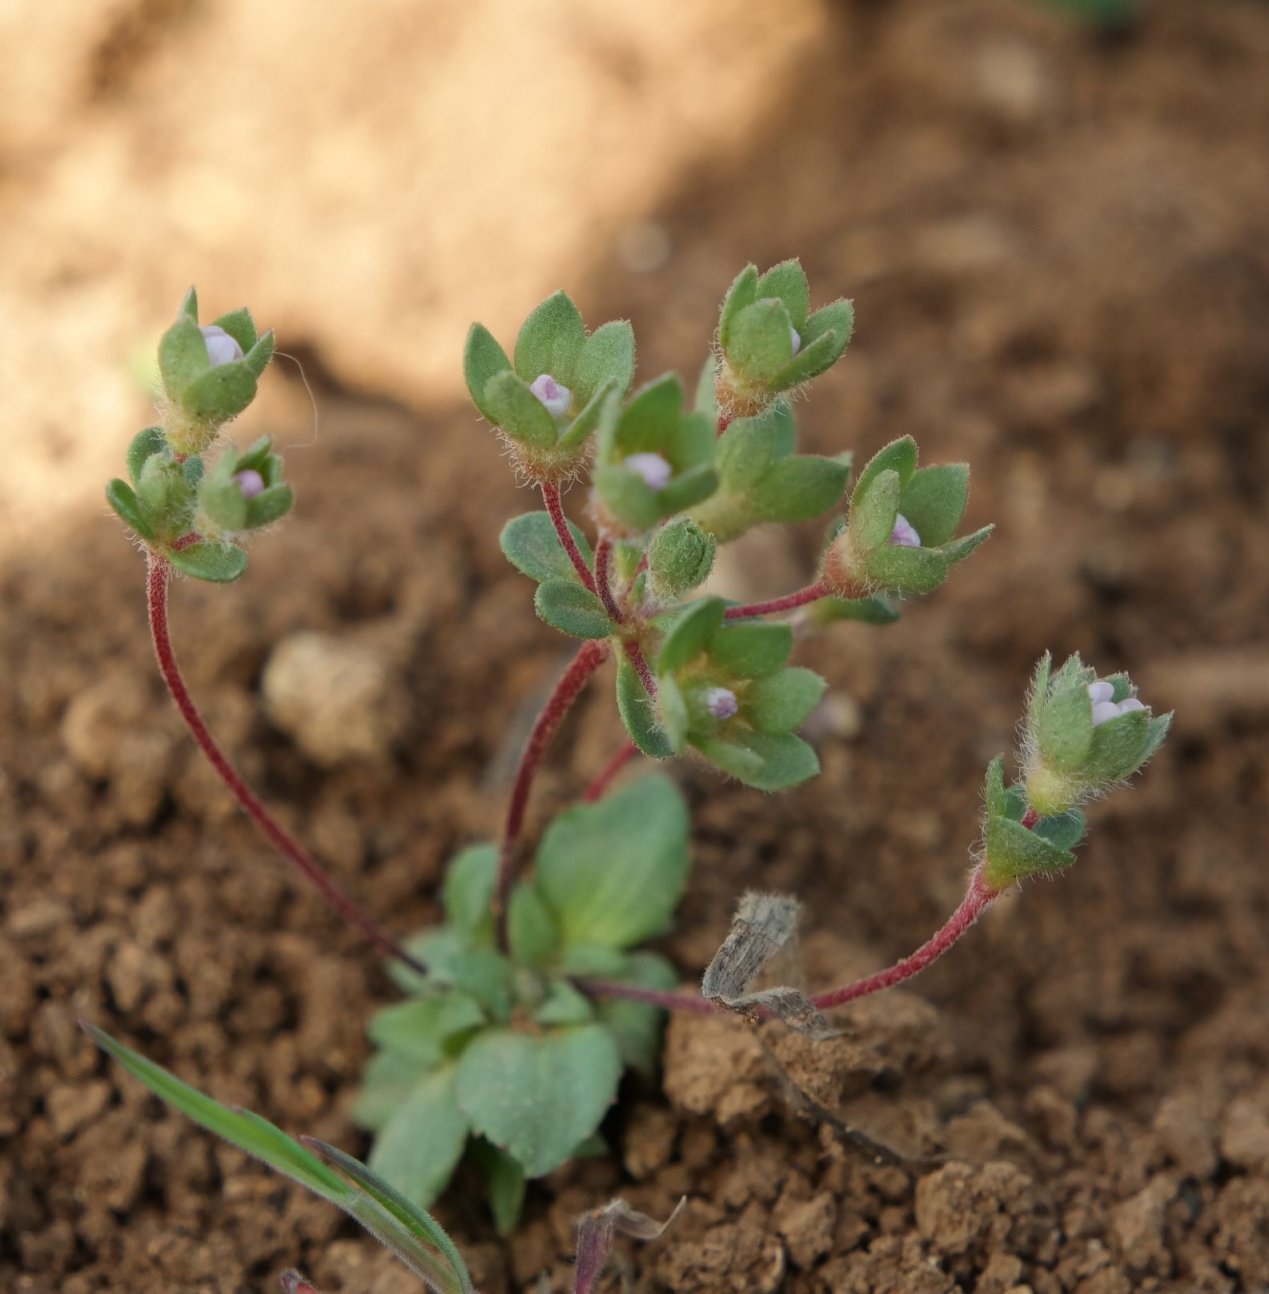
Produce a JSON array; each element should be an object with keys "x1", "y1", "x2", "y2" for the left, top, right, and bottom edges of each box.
[
  {"x1": 581, "y1": 740, "x2": 640, "y2": 803},
  {"x1": 494, "y1": 638, "x2": 610, "y2": 936},
  {"x1": 1020, "y1": 807, "x2": 1040, "y2": 829},
  {"x1": 576, "y1": 978, "x2": 718, "y2": 1015},
  {"x1": 541, "y1": 482, "x2": 597, "y2": 594},
  {"x1": 716, "y1": 412, "x2": 732, "y2": 436},
  {"x1": 811, "y1": 868, "x2": 1000, "y2": 1010},
  {"x1": 593, "y1": 534, "x2": 625, "y2": 623},
  {"x1": 623, "y1": 639, "x2": 657, "y2": 698},
  {"x1": 724, "y1": 580, "x2": 830, "y2": 621},
  {"x1": 145, "y1": 557, "x2": 425, "y2": 974}
]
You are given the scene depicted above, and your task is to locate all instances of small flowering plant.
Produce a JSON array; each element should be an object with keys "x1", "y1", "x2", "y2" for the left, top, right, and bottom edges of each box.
[{"x1": 93, "y1": 259, "x2": 1170, "y2": 1287}]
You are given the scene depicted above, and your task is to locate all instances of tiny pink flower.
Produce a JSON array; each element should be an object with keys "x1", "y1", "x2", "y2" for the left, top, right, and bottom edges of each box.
[
  {"x1": 1088, "y1": 681, "x2": 1147, "y2": 727},
  {"x1": 529, "y1": 373, "x2": 571, "y2": 418},
  {"x1": 705, "y1": 686, "x2": 738, "y2": 720},
  {"x1": 624, "y1": 451, "x2": 673, "y2": 491},
  {"x1": 234, "y1": 469, "x2": 266, "y2": 499},
  {"x1": 200, "y1": 325, "x2": 244, "y2": 368},
  {"x1": 890, "y1": 513, "x2": 921, "y2": 548}
]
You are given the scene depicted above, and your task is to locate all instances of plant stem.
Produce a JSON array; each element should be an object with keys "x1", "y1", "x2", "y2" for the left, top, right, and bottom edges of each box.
[
  {"x1": 593, "y1": 533, "x2": 625, "y2": 623},
  {"x1": 494, "y1": 638, "x2": 611, "y2": 938},
  {"x1": 541, "y1": 482, "x2": 597, "y2": 594},
  {"x1": 576, "y1": 978, "x2": 718, "y2": 1015},
  {"x1": 811, "y1": 867, "x2": 1000, "y2": 1010},
  {"x1": 581, "y1": 740, "x2": 640, "y2": 803},
  {"x1": 724, "y1": 580, "x2": 830, "y2": 621},
  {"x1": 145, "y1": 556, "x2": 425, "y2": 974},
  {"x1": 624, "y1": 640, "x2": 658, "y2": 698}
]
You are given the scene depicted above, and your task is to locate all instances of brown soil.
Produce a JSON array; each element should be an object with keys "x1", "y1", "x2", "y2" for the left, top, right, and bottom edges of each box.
[{"x1": 4, "y1": 1, "x2": 1269, "y2": 1291}]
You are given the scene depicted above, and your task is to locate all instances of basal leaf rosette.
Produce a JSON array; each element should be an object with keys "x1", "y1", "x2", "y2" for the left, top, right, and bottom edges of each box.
[
  {"x1": 158, "y1": 287, "x2": 275, "y2": 455},
  {"x1": 589, "y1": 374, "x2": 718, "y2": 537},
  {"x1": 688, "y1": 400, "x2": 852, "y2": 544},
  {"x1": 822, "y1": 436, "x2": 993, "y2": 599},
  {"x1": 715, "y1": 259, "x2": 854, "y2": 418},
  {"x1": 641, "y1": 597, "x2": 827, "y2": 791},
  {"x1": 464, "y1": 291, "x2": 635, "y2": 484},
  {"x1": 1020, "y1": 653, "x2": 1172, "y2": 816},
  {"x1": 356, "y1": 777, "x2": 689, "y2": 1232}
]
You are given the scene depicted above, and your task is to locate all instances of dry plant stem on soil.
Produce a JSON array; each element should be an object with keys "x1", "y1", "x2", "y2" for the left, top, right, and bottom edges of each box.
[
  {"x1": 145, "y1": 555, "x2": 426, "y2": 975},
  {"x1": 494, "y1": 636, "x2": 612, "y2": 939},
  {"x1": 578, "y1": 865, "x2": 1003, "y2": 1017}
]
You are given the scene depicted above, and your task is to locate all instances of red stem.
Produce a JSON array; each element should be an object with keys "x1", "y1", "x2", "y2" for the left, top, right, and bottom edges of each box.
[
  {"x1": 623, "y1": 640, "x2": 657, "y2": 698},
  {"x1": 1021, "y1": 807, "x2": 1040, "y2": 829},
  {"x1": 593, "y1": 534, "x2": 625, "y2": 623},
  {"x1": 581, "y1": 740, "x2": 640, "y2": 803},
  {"x1": 146, "y1": 557, "x2": 425, "y2": 974},
  {"x1": 494, "y1": 639, "x2": 610, "y2": 935},
  {"x1": 724, "y1": 580, "x2": 830, "y2": 621},
  {"x1": 541, "y1": 483, "x2": 597, "y2": 594},
  {"x1": 811, "y1": 868, "x2": 1000, "y2": 1010},
  {"x1": 716, "y1": 412, "x2": 732, "y2": 436},
  {"x1": 576, "y1": 978, "x2": 718, "y2": 1015}
]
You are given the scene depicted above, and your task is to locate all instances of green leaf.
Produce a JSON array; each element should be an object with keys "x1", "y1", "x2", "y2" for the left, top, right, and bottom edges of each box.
[
  {"x1": 534, "y1": 981, "x2": 596, "y2": 1027},
  {"x1": 983, "y1": 815, "x2": 1077, "y2": 889},
  {"x1": 558, "y1": 944, "x2": 630, "y2": 977},
  {"x1": 745, "y1": 668, "x2": 827, "y2": 733},
  {"x1": 127, "y1": 427, "x2": 167, "y2": 485},
  {"x1": 367, "y1": 994, "x2": 485, "y2": 1066},
  {"x1": 851, "y1": 468, "x2": 901, "y2": 551},
  {"x1": 595, "y1": 951, "x2": 678, "y2": 1075},
  {"x1": 733, "y1": 730, "x2": 820, "y2": 791},
  {"x1": 1141, "y1": 712, "x2": 1173, "y2": 764},
  {"x1": 1036, "y1": 682, "x2": 1095, "y2": 772},
  {"x1": 812, "y1": 595, "x2": 901, "y2": 626},
  {"x1": 158, "y1": 316, "x2": 210, "y2": 400},
  {"x1": 694, "y1": 354, "x2": 718, "y2": 418},
  {"x1": 708, "y1": 621, "x2": 792, "y2": 678},
  {"x1": 534, "y1": 580, "x2": 613, "y2": 638},
  {"x1": 647, "y1": 518, "x2": 716, "y2": 601},
  {"x1": 245, "y1": 484, "x2": 294, "y2": 529},
  {"x1": 657, "y1": 597, "x2": 724, "y2": 674},
  {"x1": 900, "y1": 464, "x2": 969, "y2": 548},
  {"x1": 473, "y1": 1139, "x2": 527, "y2": 1238},
  {"x1": 573, "y1": 320, "x2": 635, "y2": 406},
  {"x1": 368, "y1": 1065, "x2": 470, "y2": 1211},
  {"x1": 306, "y1": 1137, "x2": 475, "y2": 1294},
  {"x1": 657, "y1": 672, "x2": 689, "y2": 752},
  {"x1": 354, "y1": 1049, "x2": 426, "y2": 1132},
  {"x1": 941, "y1": 524, "x2": 994, "y2": 565},
  {"x1": 177, "y1": 285, "x2": 199, "y2": 322},
  {"x1": 500, "y1": 511, "x2": 594, "y2": 584},
  {"x1": 105, "y1": 479, "x2": 155, "y2": 540},
  {"x1": 792, "y1": 299, "x2": 855, "y2": 379},
  {"x1": 755, "y1": 259, "x2": 810, "y2": 326},
  {"x1": 167, "y1": 540, "x2": 247, "y2": 583},
  {"x1": 1085, "y1": 708, "x2": 1152, "y2": 781},
  {"x1": 455, "y1": 1025, "x2": 622, "y2": 1178},
  {"x1": 442, "y1": 844, "x2": 497, "y2": 940},
  {"x1": 718, "y1": 264, "x2": 759, "y2": 351},
  {"x1": 714, "y1": 409, "x2": 783, "y2": 490},
  {"x1": 557, "y1": 376, "x2": 617, "y2": 450},
  {"x1": 865, "y1": 543, "x2": 948, "y2": 595},
  {"x1": 536, "y1": 775, "x2": 690, "y2": 949},
  {"x1": 181, "y1": 362, "x2": 258, "y2": 423},
  {"x1": 750, "y1": 455, "x2": 851, "y2": 524},
  {"x1": 728, "y1": 299, "x2": 796, "y2": 383},
  {"x1": 656, "y1": 463, "x2": 719, "y2": 518},
  {"x1": 481, "y1": 370, "x2": 559, "y2": 448},
  {"x1": 1032, "y1": 807, "x2": 1087, "y2": 853},
  {"x1": 464, "y1": 323, "x2": 513, "y2": 423},
  {"x1": 507, "y1": 883, "x2": 561, "y2": 970},
  {"x1": 615, "y1": 374, "x2": 686, "y2": 453},
  {"x1": 852, "y1": 437, "x2": 917, "y2": 507},
  {"x1": 200, "y1": 470, "x2": 249, "y2": 531},
  {"x1": 514, "y1": 291, "x2": 586, "y2": 385},
  {"x1": 243, "y1": 330, "x2": 276, "y2": 381},
  {"x1": 211, "y1": 307, "x2": 258, "y2": 353},
  {"x1": 693, "y1": 735, "x2": 765, "y2": 784},
  {"x1": 616, "y1": 656, "x2": 674, "y2": 759}
]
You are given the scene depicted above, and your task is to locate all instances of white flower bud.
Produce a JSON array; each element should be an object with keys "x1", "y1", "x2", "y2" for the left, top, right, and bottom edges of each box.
[
  {"x1": 890, "y1": 513, "x2": 921, "y2": 548},
  {"x1": 624, "y1": 451, "x2": 674, "y2": 491},
  {"x1": 529, "y1": 373, "x2": 571, "y2": 418},
  {"x1": 1087, "y1": 681, "x2": 1114, "y2": 704},
  {"x1": 1091, "y1": 700, "x2": 1121, "y2": 727},
  {"x1": 201, "y1": 325, "x2": 244, "y2": 368},
  {"x1": 705, "y1": 686, "x2": 738, "y2": 720},
  {"x1": 789, "y1": 325, "x2": 802, "y2": 357}
]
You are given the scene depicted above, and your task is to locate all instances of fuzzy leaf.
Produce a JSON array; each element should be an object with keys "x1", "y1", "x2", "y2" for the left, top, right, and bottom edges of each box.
[
  {"x1": 464, "y1": 323, "x2": 513, "y2": 422},
  {"x1": 728, "y1": 298, "x2": 796, "y2": 383},
  {"x1": 482, "y1": 370, "x2": 559, "y2": 448},
  {"x1": 455, "y1": 1026, "x2": 622, "y2": 1178},
  {"x1": 852, "y1": 437, "x2": 917, "y2": 507},
  {"x1": 181, "y1": 363, "x2": 258, "y2": 423},
  {"x1": 211, "y1": 307, "x2": 258, "y2": 353},
  {"x1": 536, "y1": 775, "x2": 690, "y2": 949},
  {"x1": 745, "y1": 668, "x2": 827, "y2": 733},
  {"x1": 500, "y1": 512, "x2": 594, "y2": 585},
  {"x1": 127, "y1": 427, "x2": 167, "y2": 485},
  {"x1": 811, "y1": 595, "x2": 900, "y2": 626},
  {"x1": 167, "y1": 541, "x2": 247, "y2": 583},
  {"x1": 367, "y1": 994, "x2": 485, "y2": 1066},
  {"x1": 594, "y1": 951, "x2": 678, "y2": 1075},
  {"x1": 442, "y1": 844, "x2": 497, "y2": 940},
  {"x1": 354, "y1": 1049, "x2": 428, "y2": 1132},
  {"x1": 534, "y1": 580, "x2": 613, "y2": 639},
  {"x1": 473, "y1": 1140, "x2": 526, "y2": 1238},
  {"x1": 718, "y1": 264, "x2": 759, "y2": 350},
  {"x1": 983, "y1": 815, "x2": 1077, "y2": 888},
  {"x1": 708, "y1": 621, "x2": 792, "y2": 679},
  {"x1": 735, "y1": 730, "x2": 820, "y2": 791},
  {"x1": 245, "y1": 484, "x2": 294, "y2": 529},
  {"x1": 1036, "y1": 682, "x2": 1095, "y2": 772},
  {"x1": 243, "y1": 330, "x2": 276, "y2": 381},
  {"x1": 900, "y1": 464, "x2": 969, "y2": 548},
  {"x1": 1085, "y1": 708, "x2": 1152, "y2": 781},
  {"x1": 941, "y1": 524, "x2": 994, "y2": 565},
  {"x1": 865, "y1": 543, "x2": 948, "y2": 595},
  {"x1": 750, "y1": 454, "x2": 851, "y2": 524},
  {"x1": 1032, "y1": 807, "x2": 1087, "y2": 853},
  {"x1": 755, "y1": 259, "x2": 811, "y2": 326},
  {"x1": 507, "y1": 883, "x2": 561, "y2": 969},
  {"x1": 616, "y1": 656, "x2": 674, "y2": 759},
  {"x1": 795, "y1": 298, "x2": 855, "y2": 377},
  {"x1": 367, "y1": 1065, "x2": 469, "y2": 1211},
  {"x1": 851, "y1": 468, "x2": 902, "y2": 551},
  {"x1": 105, "y1": 479, "x2": 154, "y2": 540},
  {"x1": 573, "y1": 320, "x2": 635, "y2": 406},
  {"x1": 514, "y1": 291, "x2": 587, "y2": 386},
  {"x1": 158, "y1": 316, "x2": 210, "y2": 400},
  {"x1": 657, "y1": 597, "x2": 725, "y2": 674}
]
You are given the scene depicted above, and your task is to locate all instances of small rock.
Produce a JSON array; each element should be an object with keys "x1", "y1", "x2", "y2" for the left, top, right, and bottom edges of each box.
[
  {"x1": 46, "y1": 1080, "x2": 110, "y2": 1138},
  {"x1": 1153, "y1": 1091, "x2": 1217, "y2": 1178},
  {"x1": 775, "y1": 1191, "x2": 836, "y2": 1270},
  {"x1": 1220, "y1": 1096, "x2": 1269, "y2": 1172}
]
